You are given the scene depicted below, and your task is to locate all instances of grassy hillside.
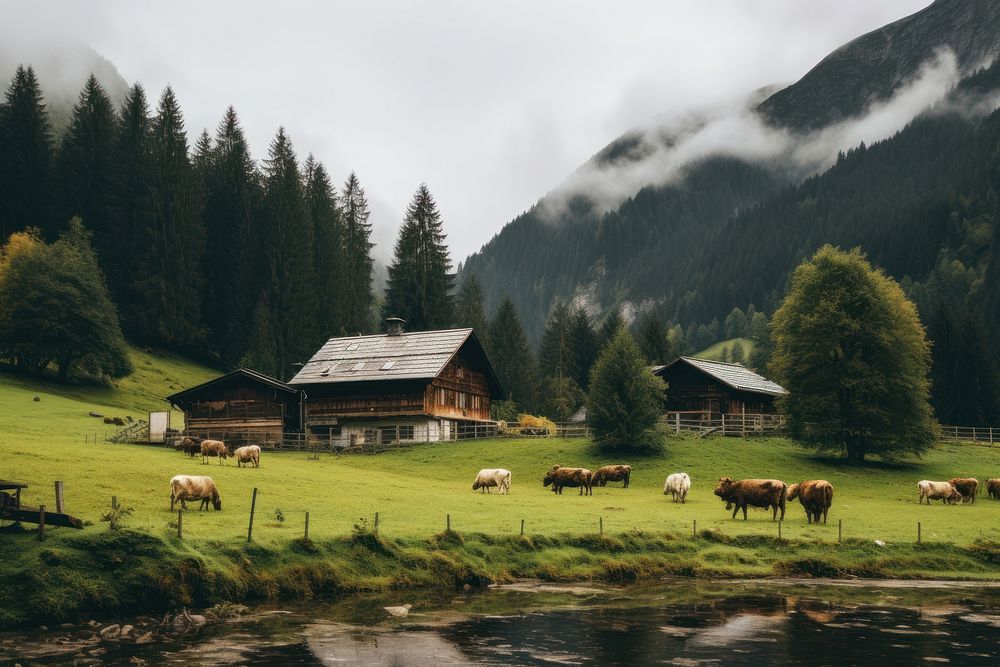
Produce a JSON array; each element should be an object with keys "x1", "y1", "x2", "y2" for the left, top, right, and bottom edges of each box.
[
  {"x1": 3, "y1": 349, "x2": 1000, "y2": 625},
  {"x1": 694, "y1": 337, "x2": 755, "y2": 362}
]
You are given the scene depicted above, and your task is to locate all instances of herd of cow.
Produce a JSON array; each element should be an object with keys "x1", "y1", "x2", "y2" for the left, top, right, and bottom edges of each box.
[{"x1": 163, "y1": 436, "x2": 1000, "y2": 528}]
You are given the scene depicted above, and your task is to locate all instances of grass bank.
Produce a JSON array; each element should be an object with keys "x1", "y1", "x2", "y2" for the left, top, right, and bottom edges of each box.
[{"x1": 3, "y1": 349, "x2": 1000, "y2": 626}]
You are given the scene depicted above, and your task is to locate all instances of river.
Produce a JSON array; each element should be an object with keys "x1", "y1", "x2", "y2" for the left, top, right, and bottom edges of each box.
[{"x1": 3, "y1": 579, "x2": 1000, "y2": 665}]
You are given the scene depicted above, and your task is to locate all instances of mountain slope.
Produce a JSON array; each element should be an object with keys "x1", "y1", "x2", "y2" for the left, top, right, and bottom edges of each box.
[{"x1": 462, "y1": 0, "x2": 1000, "y2": 345}]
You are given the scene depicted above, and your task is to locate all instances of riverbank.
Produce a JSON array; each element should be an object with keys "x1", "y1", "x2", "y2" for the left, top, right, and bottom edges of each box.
[{"x1": 3, "y1": 522, "x2": 1000, "y2": 628}]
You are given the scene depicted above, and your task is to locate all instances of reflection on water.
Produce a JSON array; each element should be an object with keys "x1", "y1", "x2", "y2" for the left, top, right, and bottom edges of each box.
[{"x1": 3, "y1": 580, "x2": 1000, "y2": 665}]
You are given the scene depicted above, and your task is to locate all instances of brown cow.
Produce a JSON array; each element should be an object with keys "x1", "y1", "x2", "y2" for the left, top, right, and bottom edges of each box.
[
  {"x1": 542, "y1": 465, "x2": 593, "y2": 496},
  {"x1": 714, "y1": 477, "x2": 787, "y2": 521},
  {"x1": 987, "y1": 478, "x2": 1000, "y2": 500},
  {"x1": 175, "y1": 436, "x2": 202, "y2": 457},
  {"x1": 200, "y1": 439, "x2": 230, "y2": 465},
  {"x1": 787, "y1": 480, "x2": 834, "y2": 524},
  {"x1": 593, "y1": 465, "x2": 631, "y2": 488},
  {"x1": 948, "y1": 477, "x2": 979, "y2": 504}
]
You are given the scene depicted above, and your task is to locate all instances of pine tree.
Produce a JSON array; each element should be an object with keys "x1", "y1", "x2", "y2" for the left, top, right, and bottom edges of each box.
[
  {"x1": 304, "y1": 154, "x2": 345, "y2": 341},
  {"x1": 56, "y1": 74, "x2": 117, "y2": 262},
  {"x1": 927, "y1": 304, "x2": 1000, "y2": 426},
  {"x1": 253, "y1": 127, "x2": 317, "y2": 378},
  {"x1": 340, "y1": 171, "x2": 374, "y2": 334},
  {"x1": 770, "y1": 245, "x2": 936, "y2": 462},
  {"x1": 487, "y1": 296, "x2": 538, "y2": 410},
  {"x1": 598, "y1": 308, "x2": 625, "y2": 351},
  {"x1": 106, "y1": 83, "x2": 156, "y2": 332},
  {"x1": 586, "y1": 326, "x2": 666, "y2": 452},
  {"x1": 569, "y1": 308, "x2": 598, "y2": 389},
  {"x1": 200, "y1": 106, "x2": 262, "y2": 363},
  {"x1": 133, "y1": 86, "x2": 206, "y2": 347},
  {"x1": 385, "y1": 183, "x2": 454, "y2": 330},
  {"x1": 0, "y1": 65, "x2": 54, "y2": 240},
  {"x1": 538, "y1": 302, "x2": 576, "y2": 380},
  {"x1": 636, "y1": 309, "x2": 672, "y2": 364},
  {"x1": 724, "y1": 307, "x2": 748, "y2": 339},
  {"x1": 454, "y1": 273, "x2": 488, "y2": 338}
]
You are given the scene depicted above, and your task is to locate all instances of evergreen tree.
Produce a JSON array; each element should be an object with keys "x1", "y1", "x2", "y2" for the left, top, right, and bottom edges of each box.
[
  {"x1": 0, "y1": 65, "x2": 54, "y2": 240},
  {"x1": 55, "y1": 75, "x2": 117, "y2": 264},
  {"x1": 133, "y1": 86, "x2": 206, "y2": 347},
  {"x1": 487, "y1": 296, "x2": 537, "y2": 410},
  {"x1": 724, "y1": 307, "x2": 748, "y2": 339},
  {"x1": 927, "y1": 304, "x2": 1000, "y2": 426},
  {"x1": 538, "y1": 302, "x2": 576, "y2": 380},
  {"x1": 747, "y1": 311, "x2": 772, "y2": 372},
  {"x1": 770, "y1": 246, "x2": 937, "y2": 462},
  {"x1": 340, "y1": 171, "x2": 374, "y2": 334},
  {"x1": 106, "y1": 83, "x2": 156, "y2": 332},
  {"x1": 304, "y1": 154, "x2": 345, "y2": 340},
  {"x1": 569, "y1": 308, "x2": 598, "y2": 389},
  {"x1": 200, "y1": 106, "x2": 262, "y2": 363},
  {"x1": 0, "y1": 219, "x2": 131, "y2": 382},
  {"x1": 598, "y1": 308, "x2": 625, "y2": 351},
  {"x1": 586, "y1": 326, "x2": 666, "y2": 452},
  {"x1": 454, "y1": 273, "x2": 488, "y2": 338},
  {"x1": 731, "y1": 340, "x2": 745, "y2": 364},
  {"x1": 636, "y1": 309, "x2": 672, "y2": 364},
  {"x1": 539, "y1": 374, "x2": 584, "y2": 422},
  {"x1": 384, "y1": 183, "x2": 454, "y2": 330},
  {"x1": 252, "y1": 127, "x2": 317, "y2": 378}
]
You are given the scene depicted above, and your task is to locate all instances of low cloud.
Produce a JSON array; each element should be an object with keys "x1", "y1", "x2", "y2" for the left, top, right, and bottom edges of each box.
[{"x1": 540, "y1": 49, "x2": 977, "y2": 221}]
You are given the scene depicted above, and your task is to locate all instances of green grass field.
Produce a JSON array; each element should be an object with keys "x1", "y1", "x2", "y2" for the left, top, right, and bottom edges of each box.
[
  {"x1": 3, "y1": 349, "x2": 1000, "y2": 624},
  {"x1": 695, "y1": 337, "x2": 755, "y2": 362}
]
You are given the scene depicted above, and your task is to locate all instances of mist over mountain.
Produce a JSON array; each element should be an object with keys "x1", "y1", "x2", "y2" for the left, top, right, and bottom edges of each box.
[{"x1": 462, "y1": 0, "x2": 1000, "y2": 346}]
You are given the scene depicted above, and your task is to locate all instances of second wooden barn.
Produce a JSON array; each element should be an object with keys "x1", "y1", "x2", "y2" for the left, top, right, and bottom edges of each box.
[{"x1": 288, "y1": 318, "x2": 505, "y2": 447}]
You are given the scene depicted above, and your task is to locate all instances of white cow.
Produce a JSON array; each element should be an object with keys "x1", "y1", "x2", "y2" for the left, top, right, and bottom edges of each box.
[
  {"x1": 917, "y1": 480, "x2": 961, "y2": 505},
  {"x1": 472, "y1": 468, "x2": 512, "y2": 495},
  {"x1": 233, "y1": 445, "x2": 261, "y2": 468},
  {"x1": 170, "y1": 475, "x2": 222, "y2": 511},
  {"x1": 663, "y1": 472, "x2": 691, "y2": 503}
]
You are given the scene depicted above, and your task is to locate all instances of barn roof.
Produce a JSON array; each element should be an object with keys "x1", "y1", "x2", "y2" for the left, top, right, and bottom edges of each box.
[
  {"x1": 655, "y1": 357, "x2": 787, "y2": 396},
  {"x1": 166, "y1": 367, "x2": 298, "y2": 405},
  {"x1": 288, "y1": 328, "x2": 504, "y2": 396}
]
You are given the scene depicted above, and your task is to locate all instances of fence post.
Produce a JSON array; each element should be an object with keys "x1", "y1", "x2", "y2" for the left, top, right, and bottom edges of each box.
[
  {"x1": 112, "y1": 495, "x2": 118, "y2": 511},
  {"x1": 447, "y1": 513, "x2": 451, "y2": 532},
  {"x1": 304, "y1": 511, "x2": 310, "y2": 541},
  {"x1": 177, "y1": 509, "x2": 183, "y2": 539},
  {"x1": 247, "y1": 487, "x2": 258, "y2": 543},
  {"x1": 917, "y1": 521, "x2": 921, "y2": 545},
  {"x1": 520, "y1": 519, "x2": 525, "y2": 536},
  {"x1": 599, "y1": 516, "x2": 603, "y2": 535},
  {"x1": 54, "y1": 481, "x2": 64, "y2": 514},
  {"x1": 838, "y1": 519, "x2": 842, "y2": 544},
  {"x1": 721, "y1": 414, "x2": 726, "y2": 435},
  {"x1": 38, "y1": 504, "x2": 45, "y2": 541},
  {"x1": 692, "y1": 519, "x2": 696, "y2": 538},
  {"x1": 374, "y1": 511, "x2": 380, "y2": 535}
]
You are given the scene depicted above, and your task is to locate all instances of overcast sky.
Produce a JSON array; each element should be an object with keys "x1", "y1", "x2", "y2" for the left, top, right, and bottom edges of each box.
[{"x1": 4, "y1": 0, "x2": 931, "y2": 261}]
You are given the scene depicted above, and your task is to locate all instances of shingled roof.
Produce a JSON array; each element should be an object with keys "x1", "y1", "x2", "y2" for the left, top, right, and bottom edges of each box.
[
  {"x1": 655, "y1": 356, "x2": 787, "y2": 396},
  {"x1": 166, "y1": 367, "x2": 298, "y2": 407},
  {"x1": 288, "y1": 328, "x2": 503, "y2": 395}
]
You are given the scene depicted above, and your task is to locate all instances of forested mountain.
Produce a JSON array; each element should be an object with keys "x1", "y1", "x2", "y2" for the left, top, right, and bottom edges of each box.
[{"x1": 462, "y1": 0, "x2": 1000, "y2": 346}]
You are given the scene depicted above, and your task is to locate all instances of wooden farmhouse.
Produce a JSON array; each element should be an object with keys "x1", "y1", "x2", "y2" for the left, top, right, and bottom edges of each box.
[
  {"x1": 168, "y1": 319, "x2": 504, "y2": 448},
  {"x1": 652, "y1": 356, "x2": 787, "y2": 419},
  {"x1": 288, "y1": 319, "x2": 504, "y2": 447},
  {"x1": 166, "y1": 367, "x2": 302, "y2": 444}
]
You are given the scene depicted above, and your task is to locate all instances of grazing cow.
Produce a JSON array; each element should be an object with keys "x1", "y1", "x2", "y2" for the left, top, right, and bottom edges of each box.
[
  {"x1": 174, "y1": 436, "x2": 202, "y2": 457},
  {"x1": 986, "y1": 478, "x2": 1000, "y2": 500},
  {"x1": 714, "y1": 477, "x2": 787, "y2": 521},
  {"x1": 234, "y1": 445, "x2": 261, "y2": 469},
  {"x1": 472, "y1": 468, "x2": 512, "y2": 494},
  {"x1": 917, "y1": 480, "x2": 962, "y2": 505},
  {"x1": 787, "y1": 480, "x2": 834, "y2": 524},
  {"x1": 663, "y1": 472, "x2": 691, "y2": 503},
  {"x1": 200, "y1": 439, "x2": 229, "y2": 465},
  {"x1": 593, "y1": 465, "x2": 631, "y2": 488},
  {"x1": 948, "y1": 477, "x2": 979, "y2": 504},
  {"x1": 169, "y1": 475, "x2": 222, "y2": 511},
  {"x1": 542, "y1": 465, "x2": 593, "y2": 496}
]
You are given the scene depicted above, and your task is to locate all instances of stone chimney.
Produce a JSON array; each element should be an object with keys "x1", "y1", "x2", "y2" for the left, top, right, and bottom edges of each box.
[{"x1": 386, "y1": 317, "x2": 406, "y2": 336}]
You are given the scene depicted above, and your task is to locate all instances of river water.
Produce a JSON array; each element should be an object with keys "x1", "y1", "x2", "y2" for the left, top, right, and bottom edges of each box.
[{"x1": 3, "y1": 579, "x2": 1000, "y2": 665}]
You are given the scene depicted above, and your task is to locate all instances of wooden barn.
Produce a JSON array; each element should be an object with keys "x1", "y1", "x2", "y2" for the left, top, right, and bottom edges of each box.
[
  {"x1": 166, "y1": 368, "x2": 302, "y2": 445},
  {"x1": 288, "y1": 318, "x2": 504, "y2": 447},
  {"x1": 652, "y1": 356, "x2": 786, "y2": 419}
]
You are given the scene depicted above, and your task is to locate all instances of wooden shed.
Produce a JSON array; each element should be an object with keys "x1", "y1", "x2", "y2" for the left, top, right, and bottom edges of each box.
[
  {"x1": 166, "y1": 368, "x2": 302, "y2": 445},
  {"x1": 652, "y1": 356, "x2": 786, "y2": 419},
  {"x1": 288, "y1": 319, "x2": 504, "y2": 447}
]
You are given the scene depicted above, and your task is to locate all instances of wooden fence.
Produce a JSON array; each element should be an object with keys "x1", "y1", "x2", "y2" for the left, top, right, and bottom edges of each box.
[
  {"x1": 660, "y1": 412, "x2": 787, "y2": 438},
  {"x1": 939, "y1": 425, "x2": 998, "y2": 445}
]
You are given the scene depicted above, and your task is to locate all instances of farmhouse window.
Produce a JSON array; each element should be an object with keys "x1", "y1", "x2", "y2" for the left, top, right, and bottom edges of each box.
[{"x1": 399, "y1": 425, "x2": 415, "y2": 440}]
